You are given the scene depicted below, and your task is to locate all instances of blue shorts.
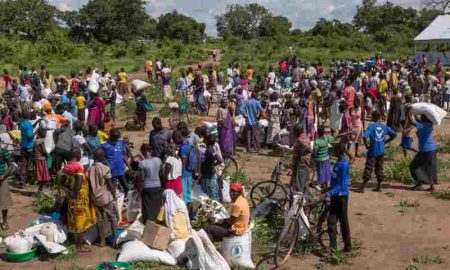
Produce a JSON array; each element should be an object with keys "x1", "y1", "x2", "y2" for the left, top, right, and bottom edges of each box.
[{"x1": 400, "y1": 136, "x2": 413, "y2": 150}]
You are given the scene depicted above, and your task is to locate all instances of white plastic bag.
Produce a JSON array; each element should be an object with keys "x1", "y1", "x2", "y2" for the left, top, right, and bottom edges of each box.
[
  {"x1": 132, "y1": 79, "x2": 150, "y2": 91},
  {"x1": 234, "y1": 115, "x2": 246, "y2": 127},
  {"x1": 221, "y1": 179, "x2": 231, "y2": 203},
  {"x1": 44, "y1": 130, "x2": 55, "y2": 154},
  {"x1": 117, "y1": 240, "x2": 176, "y2": 265},
  {"x1": 115, "y1": 92, "x2": 123, "y2": 104},
  {"x1": 258, "y1": 119, "x2": 269, "y2": 128},
  {"x1": 4, "y1": 235, "x2": 33, "y2": 253},
  {"x1": 221, "y1": 230, "x2": 255, "y2": 269},
  {"x1": 126, "y1": 190, "x2": 142, "y2": 222},
  {"x1": 88, "y1": 71, "x2": 100, "y2": 93},
  {"x1": 410, "y1": 102, "x2": 447, "y2": 125},
  {"x1": 116, "y1": 191, "x2": 125, "y2": 224},
  {"x1": 35, "y1": 234, "x2": 67, "y2": 254},
  {"x1": 167, "y1": 239, "x2": 189, "y2": 262}
]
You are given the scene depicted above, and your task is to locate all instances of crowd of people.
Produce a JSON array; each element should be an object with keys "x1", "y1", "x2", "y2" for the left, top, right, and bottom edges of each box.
[{"x1": 0, "y1": 52, "x2": 447, "y2": 256}]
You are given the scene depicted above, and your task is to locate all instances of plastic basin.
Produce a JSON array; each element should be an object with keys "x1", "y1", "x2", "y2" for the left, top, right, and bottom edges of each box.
[
  {"x1": 96, "y1": 261, "x2": 131, "y2": 270},
  {"x1": 6, "y1": 248, "x2": 37, "y2": 262}
]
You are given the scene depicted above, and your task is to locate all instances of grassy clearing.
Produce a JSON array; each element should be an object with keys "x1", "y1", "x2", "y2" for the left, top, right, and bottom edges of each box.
[{"x1": 385, "y1": 157, "x2": 450, "y2": 185}]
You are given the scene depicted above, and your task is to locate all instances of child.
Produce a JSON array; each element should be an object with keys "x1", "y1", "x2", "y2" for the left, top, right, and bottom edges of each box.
[
  {"x1": 201, "y1": 135, "x2": 223, "y2": 201},
  {"x1": 97, "y1": 121, "x2": 109, "y2": 144},
  {"x1": 163, "y1": 144, "x2": 183, "y2": 197},
  {"x1": 400, "y1": 95, "x2": 417, "y2": 158},
  {"x1": 314, "y1": 127, "x2": 333, "y2": 188},
  {"x1": 359, "y1": 111, "x2": 396, "y2": 193},
  {"x1": 35, "y1": 127, "x2": 50, "y2": 192},
  {"x1": 75, "y1": 91, "x2": 86, "y2": 122},
  {"x1": 325, "y1": 142, "x2": 351, "y2": 253}
]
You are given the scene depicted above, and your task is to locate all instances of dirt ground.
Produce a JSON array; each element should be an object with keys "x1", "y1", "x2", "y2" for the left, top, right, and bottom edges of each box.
[{"x1": 1, "y1": 108, "x2": 450, "y2": 270}]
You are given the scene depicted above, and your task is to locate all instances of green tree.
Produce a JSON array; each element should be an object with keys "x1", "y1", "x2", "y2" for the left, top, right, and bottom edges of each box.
[
  {"x1": 353, "y1": 0, "x2": 419, "y2": 34},
  {"x1": 65, "y1": 0, "x2": 149, "y2": 44},
  {"x1": 216, "y1": 3, "x2": 271, "y2": 39},
  {"x1": 157, "y1": 10, "x2": 206, "y2": 43},
  {"x1": 259, "y1": 16, "x2": 292, "y2": 37},
  {"x1": 0, "y1": 0, "x2": 59, "y2": 41}
]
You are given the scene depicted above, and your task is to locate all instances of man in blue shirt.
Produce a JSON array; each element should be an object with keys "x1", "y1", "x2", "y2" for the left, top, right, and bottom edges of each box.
[
  {"x1": 240, "y1": 92, "x2": 262, "y2": 152},
  {"x1": 325, "y1": 142, "x2": 351, "y2": 253},
  {"x1": 359, "y1": 111, "x2": 396, "y2": 193},
  {"x1": 18, "y1": 111, "x2": 34, "y2": 188},
  {"x1": 101, "y1": 129, "x2": 128, "y2": 196}
]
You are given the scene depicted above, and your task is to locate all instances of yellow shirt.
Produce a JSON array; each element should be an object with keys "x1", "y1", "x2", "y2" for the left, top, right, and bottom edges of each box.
[
  {"x1": 230, "y1": 196, "x2": 250, "y2": 235},
  {"x1": 157, "y1": 206, "x2": 190, "y2": 240},
  {"x1": 118, "y1": 72, "x2": 127, "y2": 83},
  {"x1": 378, "y1": 79, "x2": 388, "y2": 97},
  {"x1": 75, "y1": 96, "x2": 86, "y2": 109},
  {"x1": 98, "y1": 130, "x2": 109, "y2": 144}
]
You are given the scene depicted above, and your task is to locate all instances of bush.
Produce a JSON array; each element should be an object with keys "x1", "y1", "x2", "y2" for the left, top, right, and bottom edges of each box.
[{"x1": 32, "y1": 192, "x2": 56, "y2": 214}]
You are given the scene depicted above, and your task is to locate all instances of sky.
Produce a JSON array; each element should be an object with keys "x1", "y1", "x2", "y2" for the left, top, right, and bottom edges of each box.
[{"x1": 49, "y1": 0, "x2": 424, "y2": 35}]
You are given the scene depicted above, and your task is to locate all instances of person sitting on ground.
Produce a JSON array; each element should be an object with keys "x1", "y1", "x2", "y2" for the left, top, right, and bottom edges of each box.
[{"x1": 204, "y1": 182, "x2": 250, "y2": 242}]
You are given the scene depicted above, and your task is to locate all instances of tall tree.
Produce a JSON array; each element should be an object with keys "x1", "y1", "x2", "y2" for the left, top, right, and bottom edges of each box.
[
  {"x1": 259, "y1": 16, "x2": 292, "y2": 37},
  {"x1": 65, "y1": 0, "x2": 149, "y2": 44},
  {"x1": 216, "y1": 3, "x2": 271, "y2": 39},
  {"x1": 0, "y1": 0, "x2": 59, "y2": 41},
  {"x1": 423, "y1": 0, "x2": 450, "y2": 13},
  {"x1": 157, "y1": 10, "x2": 206, "y2": 43}
]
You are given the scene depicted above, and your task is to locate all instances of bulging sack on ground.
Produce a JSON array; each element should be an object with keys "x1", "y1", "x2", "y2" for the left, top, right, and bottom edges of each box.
[
  {"x1": 197, "y1": 229, "x2": 230, "y2": 270},
  {"x1": 221, "y1": 230, "x2": 255, "y2": 269},
  {"x1": 167, "y1": 238, "x2": 189, "y2": 262},
  {"x1": 126, "y1": 190, "x2": 142, "y2": 222},
  {"x1": 132, "y1": 80, "x2": 151, "y2": 91},
  {"x1": 117, "y1": 240, "x2": 176, "y2": 265},
  {"x1": 410, "y1": 103, "x2": 447, "y2": 125}
]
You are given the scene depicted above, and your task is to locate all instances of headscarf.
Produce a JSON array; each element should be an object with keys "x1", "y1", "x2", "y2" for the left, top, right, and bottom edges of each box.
[
  {"x1": 230, "y1": 182, "x2": 243, "y2": 193},
  {"x1": 162, "y1": 189, "x2": 192, "y2": 236}
]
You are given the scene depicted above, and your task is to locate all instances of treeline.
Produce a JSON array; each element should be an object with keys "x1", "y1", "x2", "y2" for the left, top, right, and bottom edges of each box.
[{"x1": 0, "y1": 0, "x2": 444, "y2": 75}]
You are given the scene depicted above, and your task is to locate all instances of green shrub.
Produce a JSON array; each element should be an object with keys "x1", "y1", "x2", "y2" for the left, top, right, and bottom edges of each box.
[
  {"x1": 32, "y1": 192, "x2": 56, "y2": 214},
  {"x1": 385, "y1": 157, "x2": 413, "y2": 184}
]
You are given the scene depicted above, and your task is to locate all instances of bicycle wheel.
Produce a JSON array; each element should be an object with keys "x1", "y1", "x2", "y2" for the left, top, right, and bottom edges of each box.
[
  {"x1": 222, "y1": 156, "x2": 238, "y2": 177},
  {"x1": 250, "y1": 180, "x2": 288, "y2": 207},
  {"x1": 274, "y1": 219, "x2": 299, "y2": 267}
]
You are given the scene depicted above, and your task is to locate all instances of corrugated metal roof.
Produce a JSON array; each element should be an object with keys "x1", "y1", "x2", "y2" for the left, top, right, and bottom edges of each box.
[{"x1": 414, "y1": 15, "x2": 450, "y2": 43}]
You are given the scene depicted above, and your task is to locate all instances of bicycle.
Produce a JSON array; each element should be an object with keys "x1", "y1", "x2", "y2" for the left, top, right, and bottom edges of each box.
[
  {"x1": 221, "y1": 156, "x2": 239, "y2": 178},
  {"x1": 274, "y1": 191, "x2": 330, "y2": 267}
]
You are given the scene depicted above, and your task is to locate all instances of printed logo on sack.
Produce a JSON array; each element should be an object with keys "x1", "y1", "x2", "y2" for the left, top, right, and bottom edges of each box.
[
  {"x1": 375, "y1": 127, "x2": 384, "y2": 142},
  {"x1": 231, "y1": 245, "x2": 243, "y2": 258}
]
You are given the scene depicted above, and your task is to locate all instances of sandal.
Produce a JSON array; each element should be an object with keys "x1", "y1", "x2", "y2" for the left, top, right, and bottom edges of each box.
[{"x1": 1, "y1": 223, "x2": 9, "y2": 230}]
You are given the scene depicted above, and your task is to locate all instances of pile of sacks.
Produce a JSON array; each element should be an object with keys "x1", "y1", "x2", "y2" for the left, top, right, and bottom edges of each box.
[
  {"x1": 115, "y1": 195, "x2": 255, "y2": 269},
  {"x1": 1, "y1": 215, "x2": 68, "y2": 255}
]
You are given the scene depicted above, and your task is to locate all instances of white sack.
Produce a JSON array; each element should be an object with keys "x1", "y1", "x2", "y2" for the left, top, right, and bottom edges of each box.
[
  {"x1": 4, "y1": 235, "x2": 33, "y2": 253},
  {"x1": 132, "y1": 80, "x2": 150, "y2": 91},
  {"x1": 410, "y1": 102, "x2": 447, "y2": 125},
  {"x1": 117, "y1": 240, "x2": 176, "y2": 265},
  {"x1": 221, "y1": 230, "x2": 255, "y2": 269},
  {"x1": 167, "y1": 238, "x2": 189, "y2": 262}
]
